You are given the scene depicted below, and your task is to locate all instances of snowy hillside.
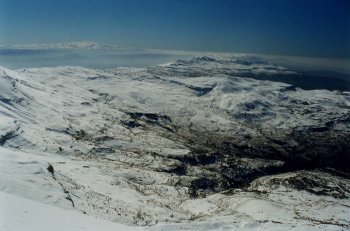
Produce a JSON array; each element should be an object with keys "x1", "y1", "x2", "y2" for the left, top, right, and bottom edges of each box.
[{"x1": 0, "y1": 55, "x2": 349, "y2": 230}]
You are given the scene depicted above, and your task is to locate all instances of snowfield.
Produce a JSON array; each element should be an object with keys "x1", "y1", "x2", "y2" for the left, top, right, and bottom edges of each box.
[
  {"x1": 0, "y1": 190, "x2": 138, "y2": 231},
  {"x1": 0, "y1": 55, "x2": 349, "y2": 230}
]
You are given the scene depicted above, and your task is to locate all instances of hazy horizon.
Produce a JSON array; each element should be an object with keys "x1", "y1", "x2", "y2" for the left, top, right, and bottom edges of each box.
[
  {"x1": 1, "y1": 0, "x2": 349, "y2": 58},
  {"x1": 1, "y1": 41, "x2": 350, "y2": 82}
]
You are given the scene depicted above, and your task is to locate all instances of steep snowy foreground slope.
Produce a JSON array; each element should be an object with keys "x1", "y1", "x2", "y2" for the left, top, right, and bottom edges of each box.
[{"x1": 0, "y1": 56, "x2": 349, "y2": 230}]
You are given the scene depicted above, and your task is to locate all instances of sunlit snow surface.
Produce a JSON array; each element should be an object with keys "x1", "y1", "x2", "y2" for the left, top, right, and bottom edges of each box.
[{"x1": 0, "y1": 56, "x2": 349, "y2": 230}]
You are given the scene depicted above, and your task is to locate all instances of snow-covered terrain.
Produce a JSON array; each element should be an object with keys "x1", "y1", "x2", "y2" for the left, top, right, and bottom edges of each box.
[{"x1": 0, "y1": 55, "x2": 349, "y2": 230}]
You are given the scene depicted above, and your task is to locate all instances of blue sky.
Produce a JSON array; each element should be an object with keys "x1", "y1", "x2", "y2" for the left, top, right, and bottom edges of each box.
[{"x1": 0, "y1": 0, "x2": 349, "y2": 58}]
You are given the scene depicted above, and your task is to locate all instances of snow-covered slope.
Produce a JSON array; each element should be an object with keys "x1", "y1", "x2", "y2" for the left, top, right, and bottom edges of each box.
[
  {"x1": 0, "y1": 190, "x2": 139, "y2": 231},
  {"x1": 0, "y1": 56, "x2": 349, "y2": 230}
]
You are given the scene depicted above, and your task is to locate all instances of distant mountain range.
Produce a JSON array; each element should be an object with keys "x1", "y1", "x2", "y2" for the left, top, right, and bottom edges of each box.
[{"x1": 0, "y1": 41, "x2": 122, "y2": 50}]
